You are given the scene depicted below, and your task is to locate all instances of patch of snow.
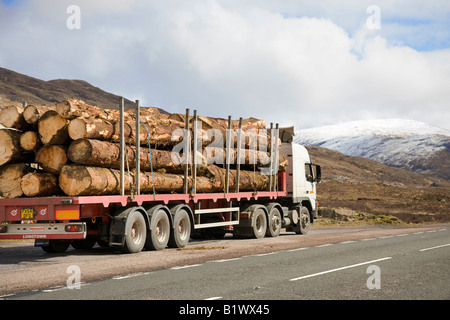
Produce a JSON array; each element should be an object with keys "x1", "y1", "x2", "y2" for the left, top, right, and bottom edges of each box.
[{"x1": 295, "y1": 119, "x2": 450, "y2": 170}]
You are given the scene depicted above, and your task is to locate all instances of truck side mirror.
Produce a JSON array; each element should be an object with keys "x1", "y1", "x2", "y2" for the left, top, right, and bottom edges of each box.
[{"x1": 314, "y1": 164, "x2": 322, "y2": 183}]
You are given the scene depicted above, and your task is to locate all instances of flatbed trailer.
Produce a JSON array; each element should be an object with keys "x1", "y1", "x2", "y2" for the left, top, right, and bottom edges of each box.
[{"x1": 0, "y1": 100, "x2": 321, "y2": 253}]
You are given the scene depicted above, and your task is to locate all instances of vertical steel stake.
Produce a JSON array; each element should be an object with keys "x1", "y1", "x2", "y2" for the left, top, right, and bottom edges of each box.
[
  {"x1": 183, "y1": 108, "x2": 190, "y2": 194},
  {"x1": 119, "y1": 97, "x2": 125, "y2": 196},
  {"x1": 135, "y1": 100, "x2": 140, "y2": 196}
]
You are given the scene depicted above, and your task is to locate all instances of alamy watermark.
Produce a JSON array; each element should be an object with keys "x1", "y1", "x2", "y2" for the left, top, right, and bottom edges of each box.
[
  {"x1": 366, "y1": 265, "x2": 381, "y2": 289},
  {"x1": 67, "y1": 265, "x2": 81, "y2": 289},
  {"x1": 366, "y1": 5, "x2": 381, "y2": 30},
  {"x1": 66, "y1": 5, "x2": 81, "y2": 30}
]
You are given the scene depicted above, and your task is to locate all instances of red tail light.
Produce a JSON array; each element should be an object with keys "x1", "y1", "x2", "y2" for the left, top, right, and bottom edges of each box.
[
  {"x1": 0, "y1": 224, "x2": 7, "y2": 233},
  {"x1": 65, "y1": 224, "x2": 83, "y2": 232}
]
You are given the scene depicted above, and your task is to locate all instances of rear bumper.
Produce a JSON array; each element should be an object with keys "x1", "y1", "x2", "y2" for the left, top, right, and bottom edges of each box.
[{"x1": 0, "y1": 222, "x2": 86, "y2": 240}]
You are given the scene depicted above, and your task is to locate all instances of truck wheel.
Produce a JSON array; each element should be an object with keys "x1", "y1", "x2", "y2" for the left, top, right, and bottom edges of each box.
[
  {"x1": 251, "y1": 208, "x2": 267, "y2": 239},
  {"x1": 146, "y1": 208, "x2": 170, "y2": 250},
  {"x1": 266, "y1": 206, "x2": 282, "y2": 237},
  {"x1": 168, "y1": 209, "x2": 191, "y2": 248},
  {"x1": 41, "y1": 240, "x2": 70, "y2": 253},
  {"x1": 122, "y1": 210, "x2": 147, "y2": 253},
  {"x1": 296, "y1": 207, "x2": 311, "y2": 235}
]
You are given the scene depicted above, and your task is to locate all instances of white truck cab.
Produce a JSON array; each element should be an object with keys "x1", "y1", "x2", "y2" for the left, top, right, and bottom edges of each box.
[{"x1": 279, "y1": 127, "x2": 321, "y2": 232}]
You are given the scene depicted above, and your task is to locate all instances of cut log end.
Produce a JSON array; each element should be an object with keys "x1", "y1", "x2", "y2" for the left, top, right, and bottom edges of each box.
[
  {"x1": 0, "y1": 163, "x2": 32, "y2": 198},
  {"x1": 23, "y1": 105, "x2": 53, "y2": 125},
  {"x1": 0, "y1": 131, "x2": 14, "y2": 166},
  {"x1": 68, "y1": 118, "x2": 87, "y2": 140},
  {"x1": 35, "y1": 145, "x2": 68, "y2": 174},
  {"x1": 0, "y1": 129, "x2": 27, "y2": 166},
  {"x1": 0, "y1": 105, "x2": 24, "y2": 128},
  {"x1": 67, "y1": 139, "x2": 93, "y2": 163},
  {"x1": 20, "y1": 131, "x2": 41, "y2": 152},
  {"x1": 38, "y1": 110, "x2": 69, "y2": 145},
  {"x1": 59, "y1": 165, "x2": 91, "y2": 196},
  {"x1": 21, "y1": 172, "x2": 60, "y2": 197}
]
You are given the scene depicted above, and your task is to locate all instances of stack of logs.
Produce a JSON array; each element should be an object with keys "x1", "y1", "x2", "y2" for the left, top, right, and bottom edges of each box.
[{"x1": 0, "y1": 99, "x2": 286, "y2": 198}]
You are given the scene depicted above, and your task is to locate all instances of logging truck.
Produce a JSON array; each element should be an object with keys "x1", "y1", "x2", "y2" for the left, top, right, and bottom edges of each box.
[{"x1": 0, "y1": 99, "x2": 321, "y2": 253}]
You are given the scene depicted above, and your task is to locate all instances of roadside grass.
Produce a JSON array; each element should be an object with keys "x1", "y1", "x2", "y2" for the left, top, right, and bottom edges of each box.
[{"x1": 314, "y1": 210, "x2": 408, "y2": 227}]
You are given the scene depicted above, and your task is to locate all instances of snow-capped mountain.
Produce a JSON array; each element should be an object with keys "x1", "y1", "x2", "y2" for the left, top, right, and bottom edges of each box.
[{"x1": 295, "y1": 119, "x2": 450, "y2": 180}]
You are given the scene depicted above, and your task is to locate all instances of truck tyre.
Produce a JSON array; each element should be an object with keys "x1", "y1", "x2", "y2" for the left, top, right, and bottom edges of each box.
[
  {"x1": 145, "y1": 208, "x2": 170, "y2": 251},
  {"x1": 41, "y1": 240, "x2": 70, "y2": 253},
  {"x1": 168, "y1": 209, "x2": 191, "y2": 248},
  {"x1": 252, "y1": 208, "x2": 267, "y2": 238},
  {"x1": 234, "y1": 206, "x2": 267, "y2": 239},
  {"x1": 296, "y1": 206, "x2": 311, "y2": 235},
  {"x1": 122, "y1": 210, "x2": 147, "y2": 253},
  {"x1": 265, "y1": 206, "x2": 282, "y2": 237}
]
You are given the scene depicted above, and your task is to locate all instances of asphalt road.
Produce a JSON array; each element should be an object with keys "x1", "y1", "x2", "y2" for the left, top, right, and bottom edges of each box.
[{"x1": 2, "y1": 225, "x2": 449, "y2": 300}]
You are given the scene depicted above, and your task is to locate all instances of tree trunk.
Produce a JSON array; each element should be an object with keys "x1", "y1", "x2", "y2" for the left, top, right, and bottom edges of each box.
[
  {"x1": 203, "y1": 147, "x2": 288, "y2": 170},
  {"x1": 204, "y1": 165, "x2": 269, "y2": 192},
  {"x1": 0, "y1": 105, "x2": 31, "y2": 130},
  {"x1": 56, "y1": 99, "x2": 121, "y2": 121},
  {"x1": 0, "y1": 163, "x2": 32, "y2": 198},
  {"x1": 35, "y1": 145, "x2": 68, "y2": 174},
  {"x1": 67, "y1": 116, "x2": 182, "y2": 147},
  {"x1": 23, "y1": 105, "x2": 54, "y2": 125},
  {"x1": 38, "y1": 110, "x2": 69, "y2": 145},
  {"x1": 20, "y1": 172, "x2": 60, "y2": 197},
  {"x1": 58, "y1": 165, "x2": 209, "y2": 196},
  {"x1": 0, "y1": 129, "x2": 32, "y2": 166},
  {"x1": 68, "y1": 117, "x2": 115, "y2": 141},
  {"x1": 67, "y1": 139, "x2": 206, "y2": 174},
  {"x1": 20, "y1": 131, "x2": 42, "y2": 152},
  {"x1": 58, "y1": 164, "x2": 215, "y2": 196}
]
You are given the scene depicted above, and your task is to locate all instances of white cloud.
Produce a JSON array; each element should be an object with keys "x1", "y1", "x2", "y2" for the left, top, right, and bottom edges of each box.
[{"x1": 0, "y1": 0, "x2": 449, "y2": 130}]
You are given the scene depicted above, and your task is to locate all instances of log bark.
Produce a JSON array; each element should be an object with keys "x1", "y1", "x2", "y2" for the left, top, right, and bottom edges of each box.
[
  {"x1": 168, "y1": 114, "x2": 266, "y2": 133},
  {"x1": 56, "y1": 99, "x2": 121, "y2": 121},
  {"x1": 67, "y1": 139, "x2": 206, "y2": 174},
  {"x1": 0, "y1": 163, "x2": 32, "y2": 198},
  {"x1": 35, "y1": 145, "x2": 68, "y2": 174},
  {"x1": 23, "y1": 105, "x2": 54, "y2": 125},
  {"x1": 20, "y1": 131, "x2": 41, "y2": 152},
  {"x1": 68, "y1": 117, "x2": 115, "y2": 141},
  {"x1": 203, "y1": 147, "x2": 288, "y2": 171},
  {"x1": 38, "y1": 110, "x2": 69, "y2": 145},
  {"x1": 20, "y1": 172, "x2": 60, "y2": 197},
  {"x1": 68, "y1": 116, "x2": 182, "y2": 147},
  {"x1": 58, "y1": 163, "x2": 273, "y2": 197},
  {"x1": 204, "y1": 165, "x2": 269, "y2": 192},
  {"x1": 0, "y1": 129, "x2": 32, "y2": 166},
  {"x1": 0, "y1": 105, "x2": 31, "y2": 130},
  {"x1": 58, "y1": 165, "x2": 211, "y2": 196}
]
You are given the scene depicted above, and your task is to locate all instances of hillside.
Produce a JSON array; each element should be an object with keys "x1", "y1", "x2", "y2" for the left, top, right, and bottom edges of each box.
[
  {"x1": 307, "y1": 146, "x2": 450, "y2": 223},
  {"x1": 296, "y1": 119, "x2": 450, "y2": 180},
  {"x1": 0, "y1": 67, "x2": 137, "y2": 110}
]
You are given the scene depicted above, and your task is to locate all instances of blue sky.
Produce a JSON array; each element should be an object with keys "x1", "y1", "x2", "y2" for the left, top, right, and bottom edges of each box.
[{"x1": 0, "y1": 0, "x2": 449, "y2": 130}]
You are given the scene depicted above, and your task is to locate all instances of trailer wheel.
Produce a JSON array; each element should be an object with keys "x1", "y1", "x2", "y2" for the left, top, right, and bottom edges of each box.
[
  {"x1": 41, "y1": 240, "x2": 70, "y2": 253},
  {"x1": 168, "y1": 209, "x2": 191, "y2": 248},
  {"x1": 252, "y1": 208, "x2": 267, "y2": 238},
  {"x1": 296, "y1": 207, "x2": 311, "y2": 235},
  {"x1": 265, "y1": 206, "x2": 282, "y2": 237},
  {"x1": 146, "y1": 208, "x2": 170, "y2": 250},
  {"x1": 234, "y1": 206, "x2": 267, "y2": 239},
  {"x1": 122, "y1": 210, "x2": 147, "y2": 253}
]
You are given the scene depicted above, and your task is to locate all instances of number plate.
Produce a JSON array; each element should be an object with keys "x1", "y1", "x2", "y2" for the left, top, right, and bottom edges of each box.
[{"x1": 21, "y1": 208, "x2": 34, "y2": 219}]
